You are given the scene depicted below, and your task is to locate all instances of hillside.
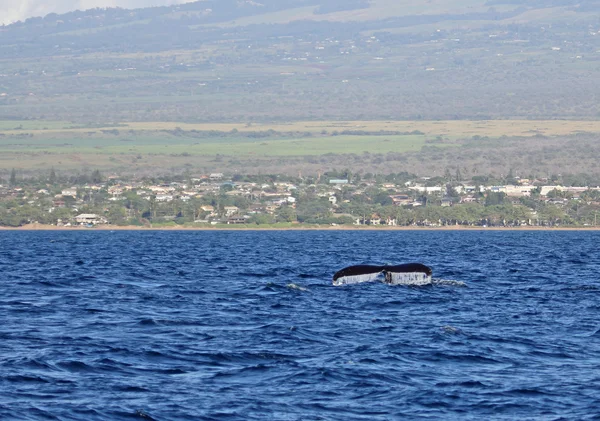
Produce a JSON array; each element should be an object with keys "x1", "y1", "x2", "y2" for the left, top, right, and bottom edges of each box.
[{"x1": 1, "y1": 0, "x2": 599, "y2": 123}]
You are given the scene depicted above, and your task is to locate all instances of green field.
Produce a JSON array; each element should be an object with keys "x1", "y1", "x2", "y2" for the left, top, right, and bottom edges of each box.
[
  {"x1": 1, "y1": 119, "x2": 599, "y2": 175},
  {"x1": 0, "y1": 132, "x2": 428, "y2": 155},
  {"x1": 0, "y1": 121, "x2": 83, "y2": 131}
]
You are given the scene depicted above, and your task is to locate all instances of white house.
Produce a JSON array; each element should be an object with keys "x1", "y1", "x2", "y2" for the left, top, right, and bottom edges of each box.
[
  {"x1": 75, "y1": 214, "x2": 107, "y2": 225},
  {"x1": 155, "y1": 194, "x2": 173, "y2": 202},
  {"x1": 224, "y1": 206, "x2": 238, "y2": 216},
  {"x1": 62, "y1": 188, "x2": 77, "y2": 197}
]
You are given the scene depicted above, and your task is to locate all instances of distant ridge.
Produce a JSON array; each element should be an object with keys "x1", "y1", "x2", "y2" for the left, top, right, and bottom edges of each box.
[{"x1": 1, "y1": 0, "x2": 599, "y2": 122}]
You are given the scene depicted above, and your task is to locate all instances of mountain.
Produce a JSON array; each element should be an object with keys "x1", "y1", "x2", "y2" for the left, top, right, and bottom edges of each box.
[{"x1": 1, "y1": 0, "x2": 599, "y2": 123}]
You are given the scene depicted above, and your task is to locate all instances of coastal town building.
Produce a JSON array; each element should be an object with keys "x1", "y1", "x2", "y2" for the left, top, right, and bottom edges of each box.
[{"x1": 2, "y1": 172, "x2": 600, "y2": 228}]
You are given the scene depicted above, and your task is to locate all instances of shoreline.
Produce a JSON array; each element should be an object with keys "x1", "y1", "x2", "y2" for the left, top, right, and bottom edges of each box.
[{"x1": 2, "y1": 224, "x2": 600, "y2": 231}]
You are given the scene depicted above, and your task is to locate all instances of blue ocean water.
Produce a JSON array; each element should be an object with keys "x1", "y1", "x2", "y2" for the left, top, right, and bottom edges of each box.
[{"x1": 1, "y1": 230, "x2": 599, "y2": 420}]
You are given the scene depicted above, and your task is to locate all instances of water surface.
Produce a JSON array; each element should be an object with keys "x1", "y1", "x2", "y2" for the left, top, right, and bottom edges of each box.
[{"x1": 1, "y1": 230, "x2": 599, "y2": 420}]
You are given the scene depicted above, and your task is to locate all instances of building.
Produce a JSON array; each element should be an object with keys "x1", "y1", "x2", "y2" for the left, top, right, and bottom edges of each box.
[
  {"x1": 155, "y1": 194, "x2": 173, "y2": 202},
  {"x1": 390, "y1": 195, "x2": 411, "y2": 206},
  {"x1": 62, "y1": 188, "x2": 77, "y2": 197},
  {"x1": 409, "y1": 186, "x2": 443, "y2": 194},
  {"x1": 75, "y1": 214, "x2": 107, "y2": 225},
  {"x1": 224, "y1": 206, "x2": 239, "y2": 216}
]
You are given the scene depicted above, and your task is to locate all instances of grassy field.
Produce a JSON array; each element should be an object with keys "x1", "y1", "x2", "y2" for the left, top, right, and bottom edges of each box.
[
  {"x1": 0, "y1": 133, "x2": 428, "y2": 155},
  {"x1": 0, "y1": 121, "x2": 83, "y2": 131},
  {"x1": 1, "y1": 119, "x2": 599, "y2": 173},
  {"x1": 3, "y1": 119, "x2": 600, "y2": 137}
]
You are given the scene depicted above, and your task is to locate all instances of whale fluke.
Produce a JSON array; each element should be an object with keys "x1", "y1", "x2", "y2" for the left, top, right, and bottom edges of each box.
[{"x1": 333, "y1": 263, "x2": 432, "y2": 286}]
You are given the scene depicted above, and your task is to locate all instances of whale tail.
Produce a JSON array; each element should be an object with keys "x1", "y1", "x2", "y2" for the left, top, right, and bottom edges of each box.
[{"x1": 333, "y1": 263, "x2": 432, "y2": 286}]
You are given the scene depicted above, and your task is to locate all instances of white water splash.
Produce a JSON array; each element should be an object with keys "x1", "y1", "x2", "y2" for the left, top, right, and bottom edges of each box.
[
  {"x1": 286, "y1": 283, "x2": 308, "y2": 292},
  {"x1": 333, "y1": 274, "x2": 466, "y2": 287},
  {"x1": 332, "y1": 272, "x2": 382, "y2": 286},
  {"x1": 432, "y1": 279, "x2": 467, "y2": 287}
]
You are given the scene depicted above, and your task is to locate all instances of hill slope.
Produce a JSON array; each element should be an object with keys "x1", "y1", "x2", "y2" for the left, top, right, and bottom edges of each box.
[{"x1": 1, "y1": 0, "x2": 599, "y2": 123}]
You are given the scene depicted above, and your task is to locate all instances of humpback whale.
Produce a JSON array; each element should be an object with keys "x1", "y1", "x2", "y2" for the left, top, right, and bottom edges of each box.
[{"x1": 333, "y1": 263, "x2": 432, "y2": 286}]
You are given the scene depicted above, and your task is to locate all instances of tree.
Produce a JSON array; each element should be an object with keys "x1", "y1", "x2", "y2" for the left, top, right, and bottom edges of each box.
[
  {"x1": 455, "y1": 167, "x2": 462, "y2": 183},
  {"x1": 149, "y1": 195, "x2": 157, "y2": 219},
  {"x1": 248, "y1": 213, "x2": 275, "y2": 225},
  {"x1": 373, "y1": 190, "x2": 393, "y2": 206},
  {"x1": 505, "y1": 168, "x2": 518, "y2": 185},
  {"x1": 296, "y1": 199, "x2": 332, "y2": 223},
  {"x1": 444, "y1": 167, "x2": 452, "y2": 182},
  {"x1": 91, "y1": 169, "x2": 103, "y2": 184},
  {"x1": 485, "y1": 191, "x2": 506, "y2": 206},
  {"x1": 49, "y1": 167, "x2": 57, "y2": 185},
  {"x1": 107, "y1": 206, "x2": 127, "y2": 225},
  {"x1": 9, "y1": 168, "x2": 16, "y2": 186},
  {"x1": 220, "y1": 184, "x2": 234, "y2": 193},
  {"x1": 276, "y1": 206, "x2": 296, "y2": 223}
]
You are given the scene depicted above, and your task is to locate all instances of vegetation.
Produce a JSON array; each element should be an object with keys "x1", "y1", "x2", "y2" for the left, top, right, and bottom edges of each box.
[
  {"x1": 2, "y1": 0, "x2": 600, "y2": 194},
  {"x1": 2, "y1": 169, "x2": 600, "y2": 228},
  {"x1": 2, "y1": 126, "x2": 600, "y2": 182},
  {"x1": 1, "y1": 0, "x2": 600, "y2": 123}
]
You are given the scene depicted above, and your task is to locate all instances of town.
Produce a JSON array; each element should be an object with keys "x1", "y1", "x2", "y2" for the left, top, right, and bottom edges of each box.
[{"x1": 1, "y1": 168, "x2": 599, "y2": 228}]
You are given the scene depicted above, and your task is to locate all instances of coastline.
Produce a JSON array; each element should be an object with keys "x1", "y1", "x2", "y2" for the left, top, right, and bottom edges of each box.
[{"x1": 2, "y1": 223, "x2": 600, "y2": 231}]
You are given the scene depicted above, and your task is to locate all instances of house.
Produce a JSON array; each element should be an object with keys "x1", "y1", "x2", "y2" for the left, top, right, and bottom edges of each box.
[
  {"x1": 487, "y1": 185, "x2": 537, "y2": 197},
  {"x1": 108, "y1": 186, "x2": 123, "y2": 196},
  {"x1": 504, "y1": 185, "x2": 536, "y2": 197},
  {"x1": 455, "y1": 185, "x2": 478, "y2": 194},
  {"x1": 369, "y1": 214, "x2": 382, "y2": 225},
  {"x1": 148, "y1": 186, "x2": 173, "y2": 194},
  {"x1": 75, "y1": 214, "x2": 107, "y2": 225},
  {"x1": 225, "y1": 189, "x2": 244, "y2": 196},
  {"x1": 224, "y1": 206, "x2": 238, "y2": 216},
  {"x1": 391, "y1": 195, "x2": 411, "y2": 206},
  {"x1": 461, "y1": 196, "x2": 478, "y2": 203},
  {"x1": 227, "y1": 216, "x2": 249, "y2": 224},
  {"x1": 409, "y1": 186, "x2": 443, "y2": 194},
  {"x1": 62, "y1": 188, "x2": 77, "y2": 197},
  {"x1": 355, "y1": 214, "x2": 382, "y2": 225},
  {"x1": 540, "y1": 186, "x2": 564, "y2": 196},
  {"x1": 248, "y1": 204, "x2": 265, "y2": 214},
  {"x1": 329, "y1": 179, "x2": 348, "y2": 185},
  {"x1": 155, "y1": 194, "x2": 173, "y2": 202}
]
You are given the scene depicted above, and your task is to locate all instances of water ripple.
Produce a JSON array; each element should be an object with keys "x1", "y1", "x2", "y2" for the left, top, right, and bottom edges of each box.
[{"x1": 1, "y1": 230, "x2": 600, "y2": 420}]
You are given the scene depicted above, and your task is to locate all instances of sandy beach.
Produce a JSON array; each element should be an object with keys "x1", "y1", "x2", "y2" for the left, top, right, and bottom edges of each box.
[{"x1": 2, "y1": 223, "x2": 600, "y2": 231}]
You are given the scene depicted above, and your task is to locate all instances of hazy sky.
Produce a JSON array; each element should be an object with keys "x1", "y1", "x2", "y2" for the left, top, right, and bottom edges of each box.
[{"x1": 0, "y1": 0, "x2": 191, "y2": 25}]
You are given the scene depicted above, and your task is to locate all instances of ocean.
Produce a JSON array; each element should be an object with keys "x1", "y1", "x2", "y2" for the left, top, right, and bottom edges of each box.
[{"x1": 1, "y1": 230, "x2": 599, "y2": 420}]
